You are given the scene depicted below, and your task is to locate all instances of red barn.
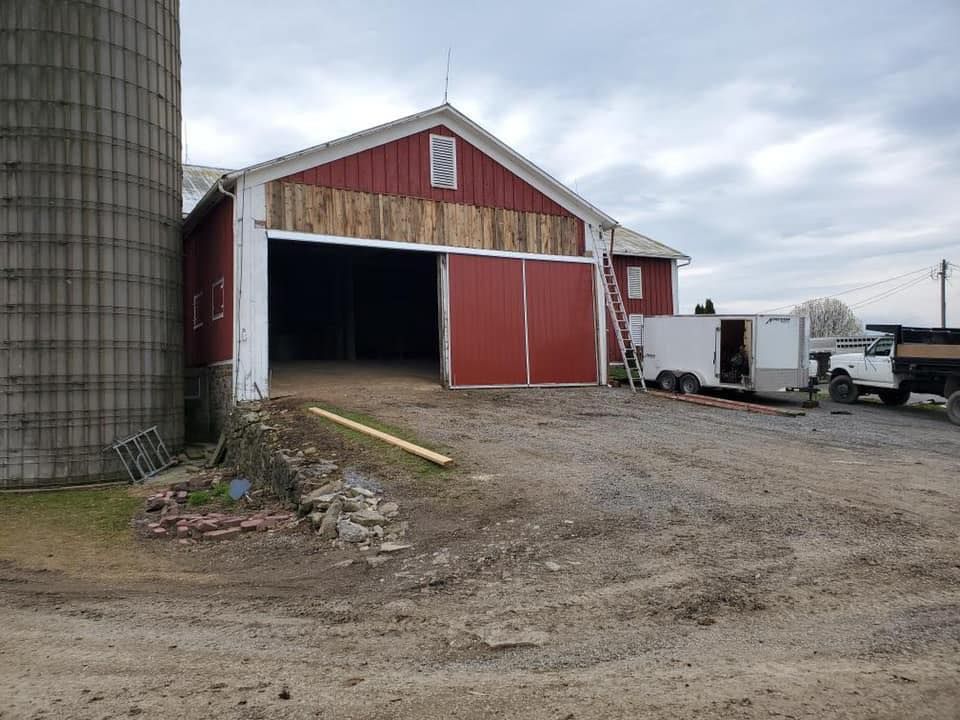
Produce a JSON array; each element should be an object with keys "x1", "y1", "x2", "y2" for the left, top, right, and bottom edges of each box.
[{"x1": 182, "y1": 105, "x2": 689, "y2": 436}]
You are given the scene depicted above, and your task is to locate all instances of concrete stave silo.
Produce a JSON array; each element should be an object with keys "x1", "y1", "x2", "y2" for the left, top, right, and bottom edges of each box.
[{"x1": 0, "y1": 0, "x2": 183, "y2": 488}]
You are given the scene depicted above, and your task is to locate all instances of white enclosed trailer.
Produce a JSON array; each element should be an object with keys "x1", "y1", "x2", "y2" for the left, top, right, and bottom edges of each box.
[{"x1": 638, "y1": 314, "x2": 811, "y2": 394}]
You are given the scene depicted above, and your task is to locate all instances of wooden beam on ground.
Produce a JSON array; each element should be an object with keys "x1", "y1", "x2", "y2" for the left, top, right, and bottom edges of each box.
[
  {"x1": 307, "y1": 407, "x2": 453, "y2": 466},
  {"x1": 647, "y1": 390, "x2": 805, "y2": 417}
]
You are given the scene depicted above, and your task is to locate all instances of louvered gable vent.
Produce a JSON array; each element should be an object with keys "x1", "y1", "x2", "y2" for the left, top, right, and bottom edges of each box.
[
  {"x1": 627, "y1": 266, "x2": 643, "y2": 299},
  {"x1": 429, "y1": 134, "x2": 457, "y2": 189}
]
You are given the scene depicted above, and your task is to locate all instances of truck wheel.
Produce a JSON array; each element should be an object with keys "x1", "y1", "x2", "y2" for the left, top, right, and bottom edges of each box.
[
  {"x1": 947, "y1": 391, "x2": 960, "y2": 426},
  {"x1": 657, "y1": 372, "x2": 678, "y2": 392},
  {"x1": 679, "y1": 373, "x2": 701, "y2": 395},
  {"x1": 829, "y1": 375, "x2": 859, "y2": 404},
  {"x1": 879, "y1": 388, "x2": 910, "y2": 406}
]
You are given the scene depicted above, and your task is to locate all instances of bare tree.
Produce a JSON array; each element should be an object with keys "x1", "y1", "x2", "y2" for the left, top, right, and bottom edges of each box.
[{"x1": 793, "y1": 298, "x2": 863, "y2": 337}]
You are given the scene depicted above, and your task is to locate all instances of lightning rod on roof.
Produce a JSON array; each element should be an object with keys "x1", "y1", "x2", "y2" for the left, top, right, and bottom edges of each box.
[{"x1": 443, "y1": 47, "x2": 451, "y2": 104}]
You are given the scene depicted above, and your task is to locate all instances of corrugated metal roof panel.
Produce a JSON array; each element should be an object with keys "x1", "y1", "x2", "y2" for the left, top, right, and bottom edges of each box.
[
  {"x1": 183, "y1": 164, "x2": 232, "y2": 216},
  {"x1": 612, "y1": 226, "x2": 689, "y2": 260}
]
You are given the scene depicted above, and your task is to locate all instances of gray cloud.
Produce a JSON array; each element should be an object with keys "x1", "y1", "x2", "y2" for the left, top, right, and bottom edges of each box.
[{"x1": 181, "y1": 0, "x2": 960, "y2": 326}]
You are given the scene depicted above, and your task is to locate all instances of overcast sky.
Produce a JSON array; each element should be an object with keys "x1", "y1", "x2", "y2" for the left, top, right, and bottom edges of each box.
[{"x1": 181, "y1": 1, "x2": 960, "y2": 326}]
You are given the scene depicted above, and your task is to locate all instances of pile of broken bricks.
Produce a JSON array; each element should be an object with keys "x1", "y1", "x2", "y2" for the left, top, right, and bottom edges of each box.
[{"x1": 143, "y1": 485, "x2": 294, "y2": 543}]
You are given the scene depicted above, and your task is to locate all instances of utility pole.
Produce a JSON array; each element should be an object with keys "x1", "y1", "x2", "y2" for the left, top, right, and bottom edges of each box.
[{"x1": 937, "y1": 258, "x2": 948, "y2": 328}]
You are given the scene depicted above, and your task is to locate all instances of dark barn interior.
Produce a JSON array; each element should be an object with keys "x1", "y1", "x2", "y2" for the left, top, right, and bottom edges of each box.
[{"x1": 268, "y1": 241, "x2": 440, "y2": 369}]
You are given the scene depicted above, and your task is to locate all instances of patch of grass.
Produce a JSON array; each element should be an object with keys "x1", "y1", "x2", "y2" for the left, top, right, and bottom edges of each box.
[
  {"x1": 0, "y1": 488, "x2": 139, "y2": 541},
  {"x1": 188, "y1": 482, "x2": 232, "y2": 507},
  {"x1": 304, "y1": 402, "x2": 451, "y2": 478},
  {"x1": 608, "y1": 365, "x2": 629, "y2": 382},
  {"x1": 187, "y1": 490, "x2": 210, "y2": 506},
  {"x1": 0, "y1": 487, "x2": 151, "y2": 576}
]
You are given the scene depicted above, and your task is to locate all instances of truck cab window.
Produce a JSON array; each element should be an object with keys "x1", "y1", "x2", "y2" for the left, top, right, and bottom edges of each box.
[{"x1": 867, "y1": 338, "x2": 893, "y2": 357}]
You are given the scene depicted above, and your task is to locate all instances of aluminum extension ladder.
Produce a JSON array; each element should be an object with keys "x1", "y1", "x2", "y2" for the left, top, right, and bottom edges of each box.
[{"x1": 591, "y1": 228, "x2": 646, "y2": 393}]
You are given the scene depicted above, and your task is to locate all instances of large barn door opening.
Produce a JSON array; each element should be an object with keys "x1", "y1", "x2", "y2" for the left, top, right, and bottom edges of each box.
[
  {"x1": 267, "y1": 240, "x2": 441, "y2": 393},
  {"x1": 447, "y1": 254, "x2": 598, "y2": 388}
]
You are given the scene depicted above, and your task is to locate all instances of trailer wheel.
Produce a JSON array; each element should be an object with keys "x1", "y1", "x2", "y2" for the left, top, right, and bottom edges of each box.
[
  {"x1": 879, "y1": 388, "x2": 910, "y2": 406},
  {"x1": 828, "y1": 375, "x2": 859, "y2": 404},
  {"x1": 679, "y1": 373, "x2": 701, "y2": 395},
  {"x1": 657, "y1": 372, "x2": 678, "y2": 392},
  {"x1": 947, "y1": 391, "x2": 960, "y2": 427}
]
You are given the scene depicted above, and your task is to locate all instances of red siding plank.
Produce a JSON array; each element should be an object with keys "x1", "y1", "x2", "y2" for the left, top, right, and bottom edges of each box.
[
  {"x1": 525, "y1": 260, "x2": 598, "y2": 384},
  {"x1": 449, "y1": 254, "x2": 527, "y2": 386},
  {"x1": 330, "y1": 158, "x2": 345, "y2": 187}
]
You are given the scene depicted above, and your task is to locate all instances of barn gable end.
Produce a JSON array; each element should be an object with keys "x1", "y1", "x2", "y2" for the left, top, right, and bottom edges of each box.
[{"x1": 265, "y1": 125, "x2": 585, "y2": 256}]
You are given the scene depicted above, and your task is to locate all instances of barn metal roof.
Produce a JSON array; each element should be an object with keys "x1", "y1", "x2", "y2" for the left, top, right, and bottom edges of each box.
[
  {"x1": 612, "y1": 227, "x2": 689, "y2": 260},
  {"x1": 183, "y1": 164, "x2": 232, "y2": 217}
]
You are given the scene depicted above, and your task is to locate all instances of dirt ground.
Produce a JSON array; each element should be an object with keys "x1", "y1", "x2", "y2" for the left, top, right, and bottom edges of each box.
[{"x1": 2, "y1": 369, "x2": 959, "y2": 719}]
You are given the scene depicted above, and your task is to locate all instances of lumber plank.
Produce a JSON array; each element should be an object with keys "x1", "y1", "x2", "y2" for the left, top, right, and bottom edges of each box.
[
  {"x1": 896, "y1": 343, "x2": 960, "y2": 359},
  {"x1": 308, "y1": 407, "x2": 453, "y2": 466}
]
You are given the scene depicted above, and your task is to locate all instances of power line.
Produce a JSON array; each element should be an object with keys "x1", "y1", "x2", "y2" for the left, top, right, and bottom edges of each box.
[
  {"x1": 760, "y1": 265, "x2": 933, "y2": 313},
  {"x1": 848, "y1": 274, "x2": 931, "y2": 310}
]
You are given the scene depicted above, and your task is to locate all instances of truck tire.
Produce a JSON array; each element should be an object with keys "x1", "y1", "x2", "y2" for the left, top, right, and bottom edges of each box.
[
  {"x1": 879, "y1": 388, "x2": 910, "y2": 406},
  {"x1": 947, "y1": 391, "x2": 960, "y2": 426},
  {"x1": 657, "y1": 372, "x2": 678, "y2": 392},
  {"x1": 829, "y1": 375, "x2": 859, "y2": 404},
  {"x1": 679, "y1": 373, "x2": 701, "y2": 395}
]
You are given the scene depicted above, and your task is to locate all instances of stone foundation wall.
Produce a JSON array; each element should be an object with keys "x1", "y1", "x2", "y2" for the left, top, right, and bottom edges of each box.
[
  {"x1": 224, "y1": 404, "x2": 338, "y2": 504},
  {"x1": 184, "y1": 363, "x2": 233, "y2": 442}
]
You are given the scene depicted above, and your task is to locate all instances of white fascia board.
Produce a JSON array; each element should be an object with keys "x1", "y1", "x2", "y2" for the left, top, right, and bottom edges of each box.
[
  {"x1": 266, "y1": 229, "x2": 597, "y2": 264},
  {"x1": 238, "y1": 105, "x2": 614, "y2": 229}
]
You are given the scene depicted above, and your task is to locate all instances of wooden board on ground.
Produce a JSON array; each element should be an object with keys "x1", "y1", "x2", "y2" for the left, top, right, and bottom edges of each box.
[
  {"x1": 647, "y1": 390, "x2": 805, "y2": 417},
  {"x1": 307, "y1": 407, "x2": 453, "y2": 467}
]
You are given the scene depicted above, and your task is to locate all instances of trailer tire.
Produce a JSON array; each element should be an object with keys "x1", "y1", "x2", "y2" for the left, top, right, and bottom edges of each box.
[
  {"x1": 829, "y1": 375, "x2": 859, "y2": 404},
  {"x1": 947, "y1": 391, "x2": 960, "y2": 427},
  {"x1": 679, "y1": 373, "x2": 701, "y2": 395},
  {"x1": 879, "y1": 388, "x2": 911, "y2": 406},
  {"x1": 657, "y1": 372, "x2": 678, "y2": 392}
]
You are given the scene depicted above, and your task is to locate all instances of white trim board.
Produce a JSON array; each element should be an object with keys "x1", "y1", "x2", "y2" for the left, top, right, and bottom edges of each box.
[{"x1": 266, "y1": 229, "x2": 597, "y2": 264}]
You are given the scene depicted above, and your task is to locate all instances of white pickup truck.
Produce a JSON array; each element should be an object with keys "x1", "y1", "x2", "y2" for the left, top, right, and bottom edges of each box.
[{"x1": 827, "y1": 325, "x2": 960, "y2": 425}]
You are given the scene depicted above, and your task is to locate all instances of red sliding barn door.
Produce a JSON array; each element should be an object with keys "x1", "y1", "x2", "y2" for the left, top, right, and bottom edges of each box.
[
  {"x1": 524, "y1": 260, "x2": 598, "y2": 384},
  {"x1": 447, "y1": 254, "x2": 598, "y2": 387},
  {"x1": 448, "y1": 254, "x2": 527, "y2": 386}
]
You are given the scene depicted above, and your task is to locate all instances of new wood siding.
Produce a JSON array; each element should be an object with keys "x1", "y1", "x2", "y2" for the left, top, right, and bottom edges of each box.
[{"x1": 265, "y1": 182, "x2": 583, "y2": 256}]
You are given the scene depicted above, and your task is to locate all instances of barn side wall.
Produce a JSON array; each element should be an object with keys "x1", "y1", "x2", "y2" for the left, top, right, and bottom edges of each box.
[
  {"x1": 183, "y1": 196, "x2": 234, "y2": 440},
  {"x1": 607, "y1": 256, "x2": 675, "y2": 363},
  {"x1": 184, "y1": 197, "x2": 234, "y2": 367}
]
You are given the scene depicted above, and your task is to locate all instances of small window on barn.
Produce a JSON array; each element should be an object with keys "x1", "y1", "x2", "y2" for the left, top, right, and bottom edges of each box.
[
  {"x1": 211, "y1": 277, "x2": 225, "y2": 321},
  {"x1": 429, "y1": 134, "x2": 457, "y2": 190},
  {"x1": 193, "y1": 292, "x2": 203, "y2": 329},
  {"x1": 184, "y1": 375, "x2": 202, "y2": 401},
  {"x1": 627, "y1": 266, "x2": 643, "y2": 299}
]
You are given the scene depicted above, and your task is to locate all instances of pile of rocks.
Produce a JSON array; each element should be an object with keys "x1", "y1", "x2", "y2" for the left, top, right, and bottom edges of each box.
[
  {"x1": 300, "y1": 479, "x2": 405, "y2": 548},
  {"x1": 143, "y1": 484, "x2": 294, "y2": 543}
]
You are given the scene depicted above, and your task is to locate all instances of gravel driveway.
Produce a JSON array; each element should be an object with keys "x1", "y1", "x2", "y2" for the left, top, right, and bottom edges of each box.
[{"x1": 2, "y1": 379, "x2": 958, "y2": 719}]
